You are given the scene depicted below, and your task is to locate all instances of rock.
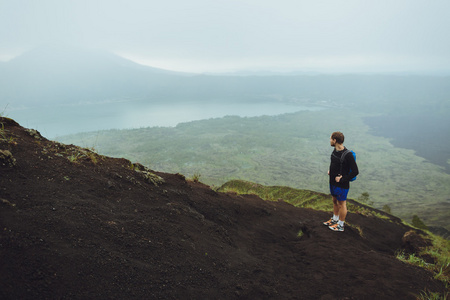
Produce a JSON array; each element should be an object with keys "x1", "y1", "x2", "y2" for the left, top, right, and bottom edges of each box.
[
  {"x1": 0, "y1": 149, "x2": 16, "y2": 167},
  {"x1": 25, "y1": 129, "x2": 44, "y2": 140},
  {"x1": 140, "y1": 170, "x2": 165, "y2": 186},
  {"x1": 131, "y1": 162, "x2": 165, "y2": 186},
  {"x1": 401, "y1": 230, "x2": 432, "y2": 256}
]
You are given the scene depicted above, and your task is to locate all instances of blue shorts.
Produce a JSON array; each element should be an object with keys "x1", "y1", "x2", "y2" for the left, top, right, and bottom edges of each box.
[{"x1": 330, "y1": 185, "x2": 349, "y2": 201}]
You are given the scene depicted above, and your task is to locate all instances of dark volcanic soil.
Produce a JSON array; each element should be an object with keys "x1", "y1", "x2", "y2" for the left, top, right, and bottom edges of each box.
[{"x1": 0, "y1": 117, "x2": 447, "y2": 299}]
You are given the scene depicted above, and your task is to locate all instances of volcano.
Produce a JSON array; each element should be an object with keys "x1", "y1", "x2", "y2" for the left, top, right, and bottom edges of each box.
[{"x1": 0, "y1": 117, "x2": 447, "y2": 299}]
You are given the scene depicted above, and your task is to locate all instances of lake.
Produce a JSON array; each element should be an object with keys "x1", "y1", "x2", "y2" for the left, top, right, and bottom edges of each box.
[
  {"x1": 364, "y1": 114, "x2": 450, "y2": 174},
  {"x1": 7, "y1": 100, "x2": 323, "y2": 139}
]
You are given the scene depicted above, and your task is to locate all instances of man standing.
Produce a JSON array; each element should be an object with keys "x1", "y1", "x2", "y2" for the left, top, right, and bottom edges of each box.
[{"x1": 323, "y1": 131, "x2": 359, "y2": 232}]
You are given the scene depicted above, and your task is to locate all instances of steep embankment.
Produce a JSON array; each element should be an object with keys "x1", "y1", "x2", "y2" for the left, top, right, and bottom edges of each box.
[
  {"x1": 218, "y1": 180, "x2": 399, "y2": 220},
  {"x1": 0, "y1": 117, "x2": 447, "y2": 299}
]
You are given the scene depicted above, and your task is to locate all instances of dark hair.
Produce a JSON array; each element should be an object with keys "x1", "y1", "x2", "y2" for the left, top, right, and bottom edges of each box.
[{"x1": 331, "y1": 131, "x2": 345, "y2": 144}]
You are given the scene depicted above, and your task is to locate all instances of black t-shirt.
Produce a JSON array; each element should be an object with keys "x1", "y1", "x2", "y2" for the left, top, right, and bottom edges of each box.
[{"x1": 329, "y1": 147, "x2": 359, "y2": 189}]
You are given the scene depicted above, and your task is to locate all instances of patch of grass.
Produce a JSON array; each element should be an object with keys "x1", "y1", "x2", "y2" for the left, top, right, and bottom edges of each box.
[
  {"x1": 218, "y1": 180, "x2": 331, "y2": 211},
  {"x1": 397, "y1": 233, "x2": 450, "y2": 286},
  {"x1": 433, "y1": 264, "x2": 449, "y2": 281},
  {"x1": 417, "y1": 290, "x2": 449, "y2": 300},
  {"x1": 396, "y1": 252, "x2": 430, "y2": 268},
  {"x1": 128, "y1": 162, "x2": 165, "y2": 186},
  {"x1": 67, "y1": 153, "x2": 81, "y2": 163},
  {"x1": 421, "y1": 235, "x2": 450, "y2": 283},
  {"x1": 0, "y1": 122, "x2": 6, "y2": 141},
  {"x1": 190, "y1": 172, "x2": 202, "y2": 183},
  {"x1": 346, "y1": 222, "x2": 364, "y2": 237},
  {"x1": 0, "y1": 122, "x2": 16, "y2": 145},
  {"x1": 141, "y1": 171, "x2": 165, "y2": 186},
  {"x1": 6, "y1": 136, "x2": 17, "y2": 146},
  {"x1": 218, "y1": 180, "x2": 396, "y2": 224},
  {"x1": 60, "y1": 146, "x2": 103, "y2": 165},
  {"x1": 81, "y1": 149, "x2": 100, "y2": 164},
  {"x1": 347, "y1": 202, "x2": 391, "y2": 220}
]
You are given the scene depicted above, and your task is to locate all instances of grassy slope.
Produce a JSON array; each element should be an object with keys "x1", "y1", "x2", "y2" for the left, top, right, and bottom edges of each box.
[
  {"x1": 218, "y1": 179, "x2": 450, "y2": 289},
  {"x1": 217, "y1": 179, "x2": 398, "y2": 221},
  {"x1": 57, "y1": 109, "x2": 450, "y2": 230},
  {"x1": 218, "y1": 180, "x2": 333, "y2": 210}
]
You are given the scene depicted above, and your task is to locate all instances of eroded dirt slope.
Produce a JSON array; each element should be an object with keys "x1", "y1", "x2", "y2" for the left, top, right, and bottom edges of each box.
[{"x1": 0, "y1": 118, "x2": 446, "y2": 299}]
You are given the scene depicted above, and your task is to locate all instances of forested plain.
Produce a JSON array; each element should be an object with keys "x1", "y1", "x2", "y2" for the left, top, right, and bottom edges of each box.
[{"x1": 58, "y1": 107, "x2": 450, "y2": 231}]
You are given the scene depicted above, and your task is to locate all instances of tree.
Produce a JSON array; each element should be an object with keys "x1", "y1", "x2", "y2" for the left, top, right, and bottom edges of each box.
[
  {"x1": 411, "y1": 215, "x2": 428, "y2": 230},
  {"x1": 358, "y1": 192, "x2": 373, "y2": 206}
]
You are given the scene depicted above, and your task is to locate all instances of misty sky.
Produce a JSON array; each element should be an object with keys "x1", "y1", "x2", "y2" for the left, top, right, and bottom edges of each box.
[{"x1": 1, "y1": 0, "x2": 450, "y2": 73}]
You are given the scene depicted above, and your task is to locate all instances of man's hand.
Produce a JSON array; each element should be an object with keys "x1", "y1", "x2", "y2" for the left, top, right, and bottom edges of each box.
[{"x1": 335, "y1": 175, "x2": 343, "y2": 182}]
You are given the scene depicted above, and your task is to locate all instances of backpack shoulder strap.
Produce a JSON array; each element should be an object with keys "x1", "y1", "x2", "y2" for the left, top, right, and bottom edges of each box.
[
  {"x1": 341, "y1": 149, "x2": 351, "y2": 162},
  {"x1": 331, "y1": 152, "x2": 340, "y2": 160},
  {"x1": 333, "y1": 149, "x2": 351, "y2": 175},
  {"x1": 333, "y1": 149, "x2": 350, "y2": 162}
]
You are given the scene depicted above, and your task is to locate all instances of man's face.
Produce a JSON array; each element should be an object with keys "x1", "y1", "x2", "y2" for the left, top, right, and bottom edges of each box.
[{"x1": 330, "y1": 136, "x2": 336, "y2": 147}]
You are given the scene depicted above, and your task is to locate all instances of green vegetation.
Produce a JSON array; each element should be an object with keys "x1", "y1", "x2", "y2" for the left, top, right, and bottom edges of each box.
[
  {"x1": 57, "y1": 109, "x2": 450, "y2": 230},
  {"x1": 396, "y1": 252, "x2": 430, "y2": 269},
  {"x1": 0, "y1": 120, "x2": 18, "y2": 146},
  {"x1": 422, "y1": 235, "x2": 450, "y2": 281},
  {"x1": 46, "y1": 143, "x2": 105, "y2": 165},
  {"x1": 217, "y1": 179, "x2": 393, "y2": 221},
  {"x1": 241, "y1": 175, "x2": 450, "y2": 289},
  {"x1": 357, "y1": 192, "x2": 373, "y2": 206},
  {"x1": 128, "y1": 162, "x2": 165, "y2": 186},
  {"x1": 346, "y1": 222, "x2": 364, "y2": 237},
  {"x1": 220, "y1": 178, "x2": 450, "y2": 286},
  {"x1": 0, "y1": 122, "x2": 7, "y2": 142},
  {"x1": 382, "y1": 204, "x2": 392, "y2": 214},
  {"x1": 190, "y1": 172, "x2": 202, "y2": 183},
  {"x1": 396, "y1": 233, "x2": 450, "y2": 292},
  {"x1": 412, "y1": 215, "x2": 429, "y2": 230},
  {"x1": 67, "y1": 153, "x2": 82, "y2": 163},
  {"x1": 417, "y1": 290, "x2": 448, "y2": 300},
  {"x1": 218, "y1": 179, "x2": 332, "y2": 211}
]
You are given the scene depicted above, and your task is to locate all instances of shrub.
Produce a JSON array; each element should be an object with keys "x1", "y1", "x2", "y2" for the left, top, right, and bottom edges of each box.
[{"x1": 412, "y1": 215, "x2": 428, "y2": 230}]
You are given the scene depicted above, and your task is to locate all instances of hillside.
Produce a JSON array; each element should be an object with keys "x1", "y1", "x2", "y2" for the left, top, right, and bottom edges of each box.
[
  {"x1": 58, "y1": 110, "x2": 450, "y2": 232},
  {"x1": 1, "y1": 117, "x2": 448, "y2": 299},
  {"x1": 0, "y1": 44, "x2": 189, "y2": 108},
  {"x1": 218, "y1": 179, "x2": 450, "y2": 239}
]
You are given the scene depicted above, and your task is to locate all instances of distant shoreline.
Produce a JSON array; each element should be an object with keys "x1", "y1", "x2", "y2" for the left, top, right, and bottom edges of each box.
[
  {"x1": 8, "y1": 101, "x2": 324, "y2": 139},
  {"x1": 364, "y1": 115, "x2": 450, "y2": 174}
]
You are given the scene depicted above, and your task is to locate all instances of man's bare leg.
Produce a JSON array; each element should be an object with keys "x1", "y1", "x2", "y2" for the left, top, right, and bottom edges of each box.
[
  {"x1": 329, "y1": 199, "x2": 347, "y2": 231},
  {"x1": 337, "y1": 200, "x2": 347, "y2": 222},
  {"x1": 332, "y1": 196, "x2": 339, "y2": 216}
]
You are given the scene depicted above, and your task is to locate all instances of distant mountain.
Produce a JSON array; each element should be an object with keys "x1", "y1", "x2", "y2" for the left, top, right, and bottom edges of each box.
[
  {"x1": 1, "y1": 43, "x2": 449, "y2": 114},
  {"x1": 0, "y1": 43, "x2": 190, "y2": 108},
  {"x1": 6, "y1": 43, "x2": 160, "y2": 72}
]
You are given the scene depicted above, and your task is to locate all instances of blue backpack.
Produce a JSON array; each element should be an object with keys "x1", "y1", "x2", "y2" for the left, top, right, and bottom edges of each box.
[{"x1": 333, "y1": 149, "x2": 357, "y2": 182}]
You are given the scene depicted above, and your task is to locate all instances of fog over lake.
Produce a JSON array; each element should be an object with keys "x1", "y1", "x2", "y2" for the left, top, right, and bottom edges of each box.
[{"x1": 8, "y1": 101, "x2": 322, "y2": 139}]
